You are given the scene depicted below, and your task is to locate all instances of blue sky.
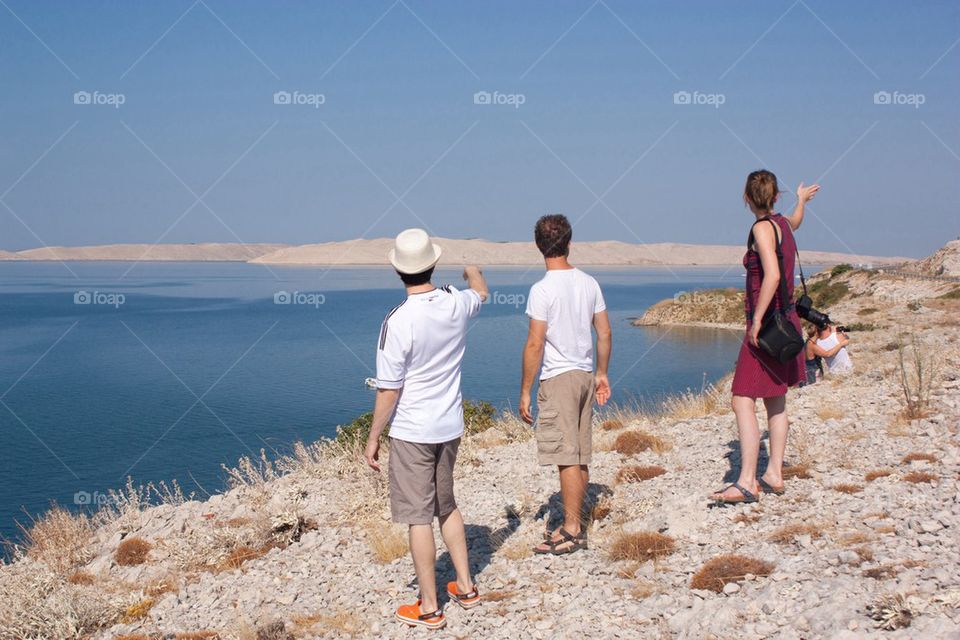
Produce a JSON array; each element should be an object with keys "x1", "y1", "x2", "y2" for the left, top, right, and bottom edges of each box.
[{"x1": 0, "y1": 1, "x2": 957, "y2": 257}]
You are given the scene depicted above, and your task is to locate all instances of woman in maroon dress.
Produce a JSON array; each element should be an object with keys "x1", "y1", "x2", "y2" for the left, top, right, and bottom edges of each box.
[{"x1": 711, "y1": 170, "x2": 820, "y2": 504}]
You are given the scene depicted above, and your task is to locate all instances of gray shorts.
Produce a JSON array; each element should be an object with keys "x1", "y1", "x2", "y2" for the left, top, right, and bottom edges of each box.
[
  {"x1": 536, "y1": 369, "x2": 595, "y2": 466},
  {"x1": 388, "y1": 437, "x2": 461, "y2": 525}
]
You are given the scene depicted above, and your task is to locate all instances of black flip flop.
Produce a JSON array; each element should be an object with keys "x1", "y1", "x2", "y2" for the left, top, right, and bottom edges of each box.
[
  {"x1": 758, "y1": 478, "x2": 785, "y2": 495},
  {"x1": 711, "y1": 482, "x2": 759, "y2": 505},
  {"x1": 534, "y1": 527, "x2": 587, "y2": 555}
]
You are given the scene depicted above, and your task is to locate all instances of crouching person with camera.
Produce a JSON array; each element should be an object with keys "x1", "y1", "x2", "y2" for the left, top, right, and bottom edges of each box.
[
  {"x1": 364, "y1": 229, "x2": 488, "y2": 630},
  {"x1": 711, "y1": 171, "x2": 819, "y2": 505}
]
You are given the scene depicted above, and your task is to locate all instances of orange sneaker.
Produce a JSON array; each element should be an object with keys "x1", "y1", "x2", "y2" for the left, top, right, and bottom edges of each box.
[
  {"x1": 446, "y1": 582, "x2": 482, "y2": 609},
  {"x1": 395, "y1": 601, "x2": 446, "y2": 630}
]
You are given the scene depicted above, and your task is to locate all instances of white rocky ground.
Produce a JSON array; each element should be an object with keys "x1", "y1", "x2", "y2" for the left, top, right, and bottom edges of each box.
[{"x1": 2, "y1": 266, "x2": 958, "y2": 640}]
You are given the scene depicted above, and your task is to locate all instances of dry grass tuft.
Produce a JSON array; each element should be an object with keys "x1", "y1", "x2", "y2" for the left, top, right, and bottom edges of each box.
[
  {"x1": 866, "y1": 593, "x2": 915, "y2": 630},
  {"x1": 17, "y1": 505, "x2": 94, "y2": 574},
  {"x1": 66, "y1": 570, "x2": 96, "y2": 585},
  {"x1": 120, "y1": 598, "x2": 155, "y2": 623},
  {"x1": 769, "y1": 522, "x2": 824, "y2": 545},
  {"x1": 865, "y1": 469, "x2": 892, "y2": 482},
  {"x1": 589, "y1": 495, "x2": 613, "y2": 523},
  {"x1": 175, "y1": 633, "x2": 220, "y2": 640},
  {"x1": 855, "y1": 546, "x2": 875, "y2": 562},
  {"x1": 291, "y1": 609, "x2": 362, "y2": 638},
  {"x1": 609, "y1": 531, "x2": 676, "y2": 563},
  {"x1": 832, "y1": 483, "x2": 864, "y2": 494},
  {"x1": 115, "y1": 537, "x2": 153, "y2": 566},
  {"x1": 901, "y1": 452, "x2": 937, "y2": 464},
  {"x1": 484, "y1": 589, "x2": 519, "y2": 603},
  {"x1": 661, "y1": 382, "x2": 726, "y2": 419},
  {"x1": 631, "y1": 581, "x2": 658, "y2": 599},
  {"x1": 817, "y1": 406, "x2": 845, "y2": 421},
  {"x1": 601, "y1": 419, "x2": 625, "y2": 431},
  {"x1": 733, "y1": 512, "x2": 761, "y2": 524},
  {"x1": 364, "y1": 523, "x2": 408, "y2": 564},
  {"x1": 839, "y1": 532, "x2": 873, "y2": 546},
  {"x1": 218, "y1": 544, "x2": 267, "y2": 571},
  {"x1": 781, "y1": 462, "x2": 812, "y2": 480},
  {"x1": 902, "y1": 471, "x2": 937, "y2": 484},
  {"x1": 690, "y1": 554, "x2": 774, "y2": 592},
  {"x1": 612, "y1": 430, "x2": 670, "y2": 455},
  {"x1": 897, "y1": 336, "x2": 941, "y2": 420},
  {"x1": 615, "y1": 465, "x2": 666, "y2": 483}
]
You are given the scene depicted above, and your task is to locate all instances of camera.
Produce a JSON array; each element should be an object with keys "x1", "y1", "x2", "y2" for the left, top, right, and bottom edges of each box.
[{"x1": 796, "y1": 294, "x2": 831, "y2": 328}]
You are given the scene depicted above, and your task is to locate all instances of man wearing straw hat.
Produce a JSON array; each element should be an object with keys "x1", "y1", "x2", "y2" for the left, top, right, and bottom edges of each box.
[{"x1": 364, "y1": 228, "x2": 488, "y2": 630}]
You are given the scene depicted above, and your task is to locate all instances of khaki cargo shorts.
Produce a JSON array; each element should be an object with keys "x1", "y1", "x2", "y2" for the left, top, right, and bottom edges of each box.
[
  {"x1": 535, "y1": 369, "x2": 595, "y2": 466},
  {"x1": 388, "y1": 437, "x2": 460, "y2": 525}
]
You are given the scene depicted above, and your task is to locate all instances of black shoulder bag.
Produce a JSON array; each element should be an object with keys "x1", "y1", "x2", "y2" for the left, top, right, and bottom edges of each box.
[{"x1": 748, "y1": 218, "x2": 805, "y2": 363}]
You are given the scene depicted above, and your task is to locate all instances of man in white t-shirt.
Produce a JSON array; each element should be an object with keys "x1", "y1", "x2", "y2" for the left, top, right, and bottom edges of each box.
[
  {"x1": 364, "y1": 228, "x2": 488, "y2": 630},
  {"x1": 520, "y1": 214, "x2": 612, "y2": 556}
]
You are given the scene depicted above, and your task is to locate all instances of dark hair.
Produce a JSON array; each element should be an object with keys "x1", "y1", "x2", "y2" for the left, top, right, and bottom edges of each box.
[
  {"x1": 534, "y1": 214, "x2": 572, "y2": 258},
  {"x1": 744, "y1": 169, "x2": 778, "y2": 212},
  {"x1": 397, "y1": 267, "x2": 434, "y2": 286}
]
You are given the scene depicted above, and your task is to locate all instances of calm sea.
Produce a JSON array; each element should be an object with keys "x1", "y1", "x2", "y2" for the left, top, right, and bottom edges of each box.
[{"x1": 0, "y1": 262, "x2": 745, "y2": 542}]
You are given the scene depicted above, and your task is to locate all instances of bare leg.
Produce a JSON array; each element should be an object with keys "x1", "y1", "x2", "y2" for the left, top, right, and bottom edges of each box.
[
  {"x1": 580, "y1": 464, "x2": 590, "y2": 525},
  {"x1": 713, "y1": 395, "x2": 762, "y2": 499},
  {"x1": 408, "y1": 524, "x2": 438, "y2": 612},
  {"x1": 535, "y1": 464, "x2": 586, "y2": 552},
  {"x1": 761, "y1": 395, "x2": 788, "y2": 487},
  {"x1": 438, "y1": 509, "x2": 474, "y2": 593}
]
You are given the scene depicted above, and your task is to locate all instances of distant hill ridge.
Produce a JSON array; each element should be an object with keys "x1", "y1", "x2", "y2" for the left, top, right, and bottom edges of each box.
[{"x1": 0, "y1": 239, "x2": 910, "y2": 267}]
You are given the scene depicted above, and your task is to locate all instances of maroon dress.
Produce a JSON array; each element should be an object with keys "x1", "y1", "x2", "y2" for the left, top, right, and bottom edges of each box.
[{"x1": 731, "y1": 214, "x2": 805, "y2": 398}]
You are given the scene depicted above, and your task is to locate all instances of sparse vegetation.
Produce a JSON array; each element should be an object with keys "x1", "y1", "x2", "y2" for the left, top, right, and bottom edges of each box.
[
  {"x1": 600, "y1": 418, "x2": 624, "y2": 431},
  {"x1": 769, "y1": 522, "x2": 824, "y2": 545},
  {"x1": 832, "y1": 483, "x2": 864, "y2": 494},
  {"x1": 937, "y1": 286, "x2": 960, "y2": 300},
  {"x1": 589, "y1": 495, "x2": 613, "y2": 523},
  {"x1": 809, "y1": 279, "x2": 850, "y2": 308},
  {"x1": 16, "y1": 506, "x2": 94, "y2": 574},
  {"x1": 363, "y1": 523, "x2": 408, "y2": 564},
  {"x1": 690, "y1": 554, "x2": 775, "y2": 592},
  {"x1": 782, "y1": 462, "x2": 812, "y2": 479},
  {"x1": 902, "y1": 471, "x2": 937, "y2": 484},
  {"x1": 612, "y1": 430, "x2": 670, "y2": 455},
  {"x1": 121, "y1": 598, "x2": 155, "y2": 622},
  {"x1": 830, "y1": 263, "x2": 853, "y2": 277},
  {"x1": 844, "y1": 322, "x2": 879, "y2": 331},
  {"x1": 661, "y1": 381, "x2": 726, "y2": 419},
  {"x1": 897, "y1": 336, "x2": 941, "y2": 420},
  {"x1": 609, "y1": 531, "x2": 676, "y2": 563},
  {"x1": 858, "y1": 307, "x2": 878, "y2": 316},
  {"x1": 115, "y1": 537, "x2": 153, "y2": 566},
  {"x1": 817, "y1": 406, "x2": 845, "y2": 421},
  {"x1": 615, "y1": 465, "x2": 666, "y2": 483},
  {"x1": 865, "y1": 469, "x2": 892, "y2": 482},
  {"x1": 901, "y1": 452, "x2": 936, "y2": 464}
]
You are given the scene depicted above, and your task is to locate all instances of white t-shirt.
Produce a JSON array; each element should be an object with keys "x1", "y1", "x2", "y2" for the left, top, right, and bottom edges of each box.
[
  {"x1": 816, "y1": 328, "x2": 853, "y2": 375},
  {"x1": 376, "y1": 285, "x2": 482, "y2": 443},
  {"x1": 525, "y1": 268, "x2": 606, "y2": 381}
]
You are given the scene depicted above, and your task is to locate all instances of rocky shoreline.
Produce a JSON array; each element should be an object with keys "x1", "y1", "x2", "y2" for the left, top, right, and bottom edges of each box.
[{"x1": 2, "y1": 253, "x2": 959, "y2": 639}]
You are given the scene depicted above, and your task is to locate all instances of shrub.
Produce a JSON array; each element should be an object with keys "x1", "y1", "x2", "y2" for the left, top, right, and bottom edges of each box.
[
  {"x1": 120, "y1": 598, "x2": 155, "y2": 622},
  {"x1": 601, "y1": 419, "x2": 625, "y2": 431},
  {"x1": 690, "y1": 554, "x2": 774, "y2": 592},
  {"x1": 66, "y1": 570, "x2": 96, "y2": 585},
  {"x1": 335, "y1": 400, "x2": 495, "y2": 445},
  {"x1": 902, "y1": 471, "x2": 937, "y2": 484},
  {"x1": 809, "y1": 279, "x2": 849, "y2": 308},
  {"x1": 615, "y1": 465, "x2": 666, "y2": 483},
  {"x1": 17, "y1": 506, "x2": 94, "y2": 574},
  {"x1": 830, "y1": 263, "x2": 853, "y2": 277},
  {"x1": 845, "y1": 322, "x2": 878, "y2": 331},
  {"x1": 901, "y1": 452, "x2": 936, "y2": 464},
  {"x1": 858, "y1": 307, "x2": 878, "y2": 316},
  {"x1": 898, "y1": 336, "x2": 940, "y2": 420},
  {"x1": 832, "y1": 483, "x2": 864, "y2": 494},
  {"x1": 865, "y1": 469, "x2": 892, "y2": 482},
  {"x1": 364, "y1": 523, "x2": 408, "y2": 563},
  {"x1": 463, "y1": 400, "x2": 497, "y2": 435},
  {"x1": 937, "y1": 287, "x2": 960, "y2": 300},
  {"x1": 609, "y1": 532, "x2": 675, "y2": 562},
  {"x1": 612, "y1": 430, "x2": 669, "y2": 455},
  {"x1": 769, "y1": 523, "x2": 823, "y2": 544},
  {"x1": 115, "y1": 537, "x2": 152, "y2": 566}
]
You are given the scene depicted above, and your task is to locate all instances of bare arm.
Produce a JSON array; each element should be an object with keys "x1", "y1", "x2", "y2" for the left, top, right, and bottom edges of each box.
[
  {"x1": 749, "y1": 221, "x2": 781, "y2": 347},
  {"x1": 593, "y1": 310, "x2": 612, "y2": 405},
  {"x1": 364, "y1": 388, "x2": 400, "y2": 471},
  {"x1": 519, "y1": 319, "x2": 547, "y2": 424},
  {"x1": 462, "y1": 265, "x2": 488, "y2": 302},
  {"x1": 808, "y1": 334, "x2": 849, "y2": 358},
  {"x1": 785, "y1": 182, "x2": 821, "y2": 231}
]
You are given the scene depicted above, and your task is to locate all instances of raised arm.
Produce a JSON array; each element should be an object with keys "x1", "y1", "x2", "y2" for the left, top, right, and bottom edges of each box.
[
  {"x1": 462, "y1": 265, "x2": 489, "y2": 302},
  {"x1": 808, "y1": 334, "x2": 849, "y2": 358},
  {"x1": 785, "y1": 182, "x2": 821, "y2": 231},
  {"x1": 593, "y1": 310, "x2": 612, "y2": 406},
  {"x1": 519, "y1": 318, "x2": 547, "y2": 424}
]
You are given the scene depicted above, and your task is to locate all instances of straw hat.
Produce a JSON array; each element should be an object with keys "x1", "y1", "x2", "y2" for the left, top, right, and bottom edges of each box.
[{"x1": 388, "y1": 228, "x2": 442, "y2": 274}]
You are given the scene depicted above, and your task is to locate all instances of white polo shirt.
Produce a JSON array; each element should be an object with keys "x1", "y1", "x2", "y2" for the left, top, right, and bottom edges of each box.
[
  {"x1": 376, "y1": 285, "x2": 482, "y2": 443},
  {"x1": 526, "y1": 267, "x2": 606, "y2": 380}
]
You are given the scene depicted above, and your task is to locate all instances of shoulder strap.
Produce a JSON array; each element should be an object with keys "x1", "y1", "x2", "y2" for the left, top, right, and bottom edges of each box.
[{"x1": 747, "y1": 217, "x2": 790, "y2": 315}]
